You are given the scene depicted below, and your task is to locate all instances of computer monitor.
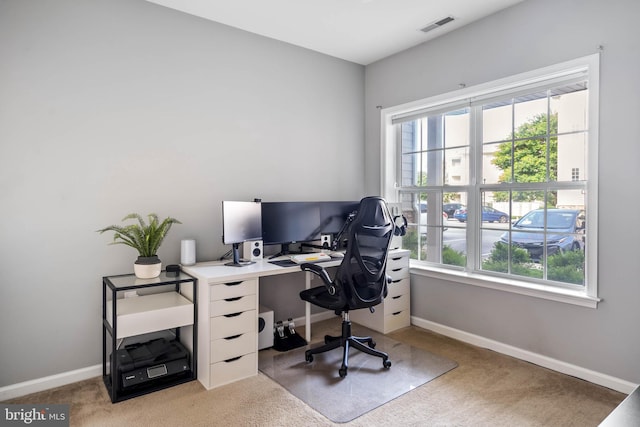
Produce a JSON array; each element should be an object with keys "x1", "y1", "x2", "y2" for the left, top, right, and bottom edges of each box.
[
  {"x1": 261, "y1": 202, "x2": 322, "y2": 257},
  {"x1": 318, "y1": 201, "x2": 360, "y2": 235},
  {"x1": 222, "y1": 200, "x2": 262, "y2": 266},
  {"x1": 318, "y1": 201, "x2": 360, "y2": 250}
]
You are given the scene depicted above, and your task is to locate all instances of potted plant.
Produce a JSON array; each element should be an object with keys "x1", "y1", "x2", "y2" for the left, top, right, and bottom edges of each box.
[{"x1": 98, "y1": 213, "x2": 181, "y2": 279}]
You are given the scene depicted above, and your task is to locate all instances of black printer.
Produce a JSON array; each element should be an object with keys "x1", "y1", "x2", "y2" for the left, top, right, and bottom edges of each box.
[{"x1": 115, "y1": 338, "x2": 190, "y2": 390}]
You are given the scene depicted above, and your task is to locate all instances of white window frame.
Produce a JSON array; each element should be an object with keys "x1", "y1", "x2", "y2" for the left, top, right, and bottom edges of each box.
[{"x1": 380, "y1": 54, "x2": 600, "y2": 308}]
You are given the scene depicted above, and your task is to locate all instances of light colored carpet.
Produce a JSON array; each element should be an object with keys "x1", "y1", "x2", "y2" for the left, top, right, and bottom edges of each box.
[
  {"x1": 259, "y1": 323, "x2": 457, "y2": 422},
  {"x1": 4, "y1": 319, "x2": 625, "y2": 426}
]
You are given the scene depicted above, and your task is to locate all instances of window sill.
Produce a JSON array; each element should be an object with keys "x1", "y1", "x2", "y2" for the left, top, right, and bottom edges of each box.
[{"x1": 409, "y1": 262, "x2": 600, "y2": 309}]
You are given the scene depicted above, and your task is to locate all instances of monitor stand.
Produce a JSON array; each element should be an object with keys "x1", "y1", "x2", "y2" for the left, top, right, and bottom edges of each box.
[{"x1": 225, "y1": 243, "x2": 254, "y2": 267}]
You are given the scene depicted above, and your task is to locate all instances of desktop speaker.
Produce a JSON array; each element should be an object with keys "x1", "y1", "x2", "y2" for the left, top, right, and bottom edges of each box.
[
  {"x1": 320, "y1": 234, "x2": 332, "y2": 250},
  {"x1": 243, "y1": 240, "x2": 263, "y2": 261},
  {"x1": 180, "y1": 239, "x2": 196, "y2": 266}
]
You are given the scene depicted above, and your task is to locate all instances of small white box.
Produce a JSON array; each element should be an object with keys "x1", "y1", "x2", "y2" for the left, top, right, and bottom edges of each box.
[{"x1": 258, "y1": 305, "x2": 274, "y2": 350}]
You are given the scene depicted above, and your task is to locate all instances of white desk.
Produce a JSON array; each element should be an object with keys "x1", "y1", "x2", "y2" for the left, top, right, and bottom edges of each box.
[{"x1": 182, "y1": 257, "x2": 341, "y2": 390}]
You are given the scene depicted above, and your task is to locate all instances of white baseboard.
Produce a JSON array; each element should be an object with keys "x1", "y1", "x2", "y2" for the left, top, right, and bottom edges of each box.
[
  {"x1": 0, "y1": 364, "x2": 101, "y2": 401},
  {"x1": 5, "y1": 314, "x2": 632, "y2": 400},
  {"x1": 291, "y1": 310, "x2": 336, "y2": 332},
  {"x1": 1, "y1": 312, "x2": 337, "y2": 401},
  {"x1": 411, "y1": 316, "x2": 637, "y2": 394},
  {"x1": 304, "y1": 310, "x2": 336, "y2": 325}
]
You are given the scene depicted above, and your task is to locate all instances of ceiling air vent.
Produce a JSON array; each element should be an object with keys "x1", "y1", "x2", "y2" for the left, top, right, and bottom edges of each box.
[{"x1": 420, "y1": 16, "x2": 455, "y2": 33}]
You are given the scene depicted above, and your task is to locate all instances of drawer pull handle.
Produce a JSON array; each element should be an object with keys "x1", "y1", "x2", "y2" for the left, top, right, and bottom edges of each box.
[
  {"x1": 224, "y1": 356, "x2": 242, "y2": 363},
  {"x1": 392, "y1": 311, "x2": 402, "y2": 316},
  {"x1": 392, "y1": 279, "x2": 401, "y2": 284},
  {"x1": 392, "y1": 295, "x2": 401, "y2": 300},
  {"x1": 392, "y1": 268, "x2": 402, "y2": 272},
  {"x1": 224, "y1": 312, "x2": 242, "y2": 318},
  {"x1": 391, "y1": 257, "x2": 402, "y2": 261},
  {"x1": 224, "y1": 334, "x2": 242, "y2": 340},
  {"x1": 225, "y1": 281, "x2": 243, "y2": 286},
  {"x1": 225, "y1": 296, "x2": 242, "y2": 302}
]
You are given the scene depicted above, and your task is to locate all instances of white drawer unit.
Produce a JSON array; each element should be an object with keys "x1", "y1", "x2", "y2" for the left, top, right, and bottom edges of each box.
[
  {"x1": 188, "y1": 276, "x2": 259, "y2": 390},
  {"x1": 350, "y1": 249, "x2": 411, "y2": 334},
  {"x1": 208, "y1": 279, "x2": 258, "y2": 388}
]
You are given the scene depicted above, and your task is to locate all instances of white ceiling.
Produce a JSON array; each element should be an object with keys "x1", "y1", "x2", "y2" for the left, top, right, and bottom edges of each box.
[{"x1": 145, "y1": 0, "x2": 524, "y2": 65}]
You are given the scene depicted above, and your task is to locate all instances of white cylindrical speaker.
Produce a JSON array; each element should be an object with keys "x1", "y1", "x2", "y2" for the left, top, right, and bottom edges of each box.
[{"x1": 180, "y1": 239, "x2": 196, "y2": 265}]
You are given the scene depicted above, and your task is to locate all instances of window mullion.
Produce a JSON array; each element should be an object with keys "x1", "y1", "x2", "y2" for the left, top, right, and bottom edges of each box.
[{"x1": 467, "y1": 105, "x2": 483, "y2": 271}]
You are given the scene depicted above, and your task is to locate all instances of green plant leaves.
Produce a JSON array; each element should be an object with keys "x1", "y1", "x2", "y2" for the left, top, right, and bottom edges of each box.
[{"x1": 97, "y1": 213, "x2": 181, "y2": 257}]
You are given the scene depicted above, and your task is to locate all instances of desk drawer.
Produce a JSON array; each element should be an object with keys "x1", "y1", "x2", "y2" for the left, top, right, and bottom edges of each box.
[
  {"x1": 210, "y1": 310, "x2": 256, "y2": 340},
  {"x1": 210, "y1": 352, "x2": 257, "y2": 389},
  {"x1": 210, "y1": 280, "x2": 257, "y2": 301},
  {"x1": 384, "y1": 309, "x2": 410, "y2": 332},
  {"x1": 211, "y1": 294, "x2": 256, "y2": 317},
  {"x1": 387, "y1": 252, "x2": 410, "y2": 270},
  {"x1": 351, "y1": 304, "x2": 410, "y2": 334},
  {"x1": 387, "y1": 277, "x2": 409, "y2": 299},
  {"x1": 388, "y1": 266, "x2": 409, "y2": 281},
  {"x1": 210, "y1": 332, "x2": 256, "y2": 364},
  {"x1": 384, "y1": 293, "x2": 409, "y2": 314}
]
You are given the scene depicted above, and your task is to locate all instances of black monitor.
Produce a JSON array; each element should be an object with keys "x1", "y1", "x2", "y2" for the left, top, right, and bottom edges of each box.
[
  {"x1": 261, "y1": 202, "x2": 322, "y2": 257},
  {"x1": 222, "y1": 201, "x2": 262, "y2": 266},
  {"x1": 318, "y1": 201, "x2": 360, "y2": 235}
]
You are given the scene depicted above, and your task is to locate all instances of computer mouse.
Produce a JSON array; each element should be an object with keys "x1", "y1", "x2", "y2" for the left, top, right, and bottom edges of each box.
[{"x1": 329, "y1": 252, "x2": 344, "y2": 259}]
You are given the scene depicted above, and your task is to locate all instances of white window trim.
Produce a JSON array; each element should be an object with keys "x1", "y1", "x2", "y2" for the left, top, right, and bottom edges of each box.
[{"x1": 380, "y1": 54, "x2": 600, "y2": 308}]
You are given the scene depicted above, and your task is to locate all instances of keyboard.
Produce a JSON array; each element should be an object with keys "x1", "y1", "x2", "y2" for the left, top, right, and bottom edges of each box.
[
  {"x1": 289, "y1": 253, "x2": 332, "y2": 264},
  {"x1": 268, "y1": 259, "x2": 297, "y2": 267}
]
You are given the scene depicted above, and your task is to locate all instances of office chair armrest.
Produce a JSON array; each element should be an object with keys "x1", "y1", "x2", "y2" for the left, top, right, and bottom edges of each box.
[{"x1": 300, "y1": 263, "x2": 337, "y2": 295}]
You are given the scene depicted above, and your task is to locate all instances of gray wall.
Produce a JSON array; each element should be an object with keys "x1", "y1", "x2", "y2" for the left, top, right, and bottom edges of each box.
[
  {"x1": 0, "y1": 0, "x2": 365, "y2": 386},
  {"x1": 365, "y1": 0, "x2": 640, "y2": 383},
  {"x1": 3, "y1": 0, "x2": 639, "y2": 391}
]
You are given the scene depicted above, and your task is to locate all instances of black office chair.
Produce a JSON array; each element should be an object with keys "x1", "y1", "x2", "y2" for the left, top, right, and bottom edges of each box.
[{"x1": 299, "y1": 196, "x2": 400, "y2": 378}]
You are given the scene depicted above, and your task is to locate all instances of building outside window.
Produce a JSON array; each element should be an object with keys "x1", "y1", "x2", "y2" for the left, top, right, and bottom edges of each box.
[
  {"x1": 380, "y1": 55, "x2": 599, "y2": 306},
  {"x1": 572, "y1": 167, "x2": 580, "y2": 181}
]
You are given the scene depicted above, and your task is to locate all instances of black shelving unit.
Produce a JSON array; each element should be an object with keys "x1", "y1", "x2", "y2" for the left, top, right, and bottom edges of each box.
[{"x1": 102, "y1": 271, "x2": 197, "y2": 403}]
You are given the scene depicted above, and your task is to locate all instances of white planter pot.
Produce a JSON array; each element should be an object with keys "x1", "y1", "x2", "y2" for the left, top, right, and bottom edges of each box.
[{"x1": 134, "y1": 256, "x2": 162, "y2": 279}]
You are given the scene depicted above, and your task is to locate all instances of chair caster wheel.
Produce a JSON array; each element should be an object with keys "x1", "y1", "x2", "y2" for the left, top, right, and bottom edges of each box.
[
  {"x1": 339, "y1": 367, "x2": 348, "y2": 378},
  {"x1": 305, "y1": 353, "x2": 313, "y2": 363},
  {"x1": 383, "y1": 359, "x2": 392, "y2": 369},
  {"x1": 369, "y1": 340, "x2": 376, "y2": 349}
]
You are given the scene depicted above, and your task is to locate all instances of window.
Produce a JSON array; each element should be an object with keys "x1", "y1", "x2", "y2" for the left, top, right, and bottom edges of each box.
[
  {"x1": 572, "y1": 168, "x2": 580, "y2": 181},
  {"x1": 381, "y1": 55, "x2": 599, "y2": 307}
]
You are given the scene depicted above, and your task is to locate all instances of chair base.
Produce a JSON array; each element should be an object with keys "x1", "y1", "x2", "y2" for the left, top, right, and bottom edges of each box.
[{"x1": 304, "y1": 313, "x2": 391, "y2": 378}]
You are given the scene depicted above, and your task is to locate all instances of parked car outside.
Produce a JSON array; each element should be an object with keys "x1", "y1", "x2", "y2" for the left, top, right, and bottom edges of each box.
[
  {"x1": 443, "y1": 203, "x2": 464, "y2": 218},
  {"x1": 453, "y1": 206, "x2": 509, "y2": 223},
  {"x1": 499, "y1": 208, "x2": 585, "y2": 261}
]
